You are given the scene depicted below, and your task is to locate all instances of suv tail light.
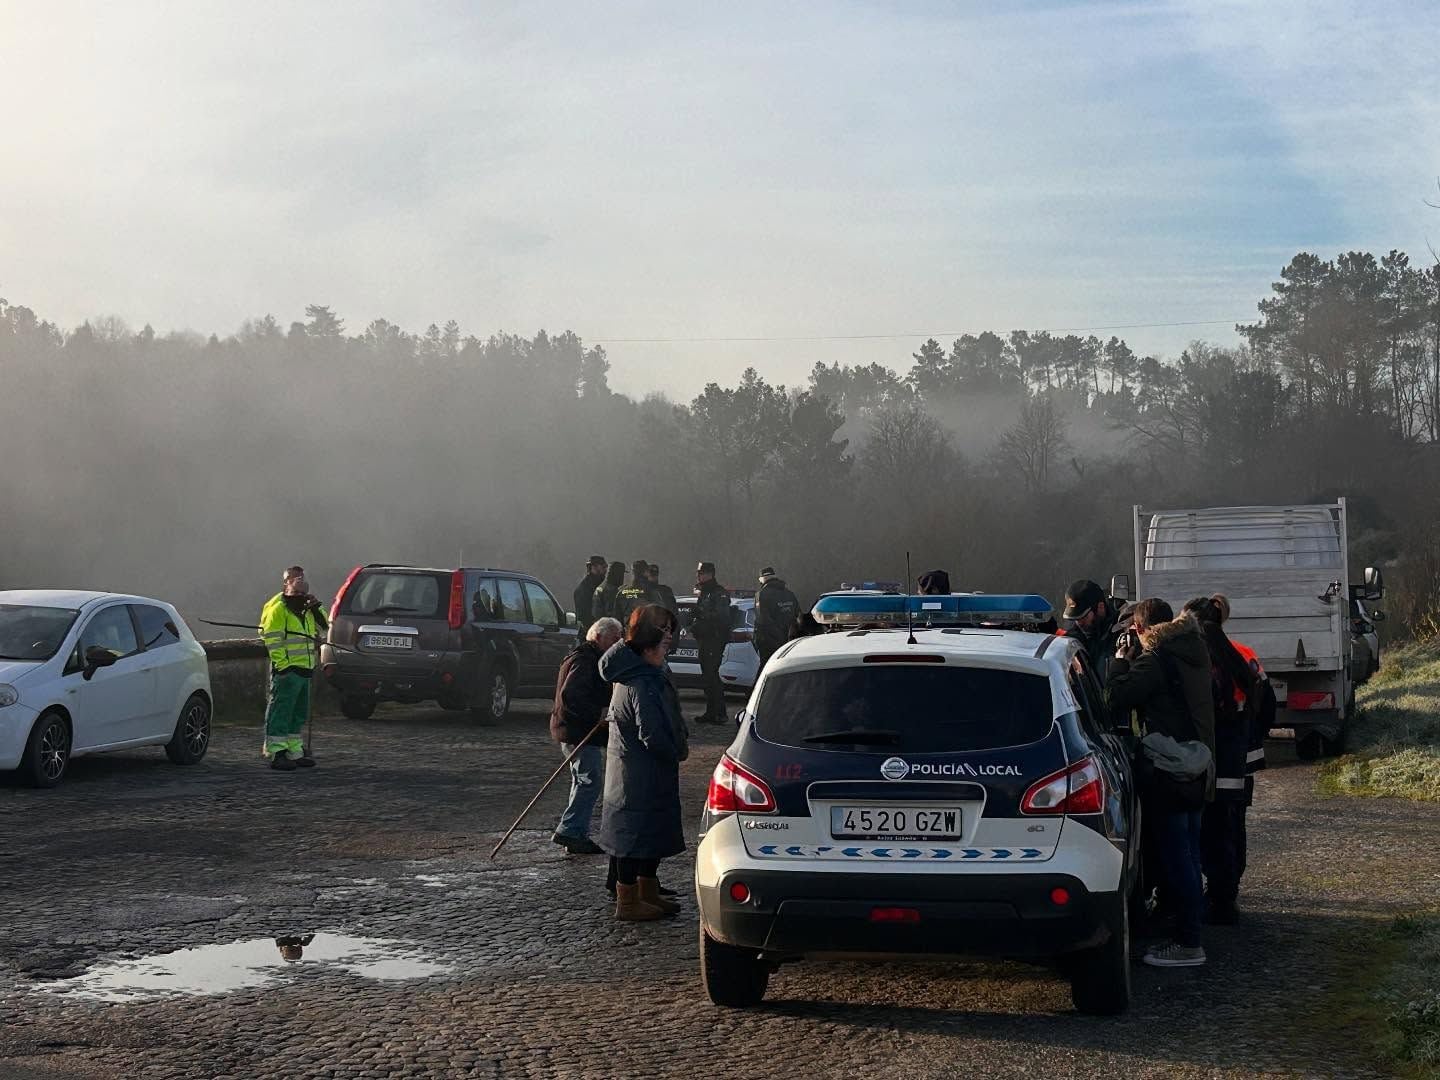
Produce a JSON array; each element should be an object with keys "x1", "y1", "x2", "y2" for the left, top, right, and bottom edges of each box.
[
  {"x1": 330, "y1": 565, "x2": 363, "y2": 622},
  {"x1": 707, "y1": 755, "x2": 776, "y2": 813},
  {"x1": 447, "y1": 570, "x2": 466, "y2": 630},
  {"x1": 1021, "y1": 755, "x2": 1104, "y2": 816}
]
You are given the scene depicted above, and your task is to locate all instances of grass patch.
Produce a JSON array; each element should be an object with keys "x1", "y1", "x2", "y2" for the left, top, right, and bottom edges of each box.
[
  {"x1": 1379, "y1": 913, "x2": 1440, "y2": 1077},
  {"x1": 1317, "y1": 641, "x2": 1440, "y2": 802}
]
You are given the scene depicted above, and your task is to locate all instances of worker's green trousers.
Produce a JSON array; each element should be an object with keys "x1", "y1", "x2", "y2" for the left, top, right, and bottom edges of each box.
[{"x1": 264, "y1": 668, "x2": 310, "y2": 757}]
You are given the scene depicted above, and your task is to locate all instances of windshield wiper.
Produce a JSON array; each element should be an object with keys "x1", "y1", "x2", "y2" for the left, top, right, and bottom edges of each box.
[{"x1": 804, "y1": 728, "x2": 901, "y2": 745}]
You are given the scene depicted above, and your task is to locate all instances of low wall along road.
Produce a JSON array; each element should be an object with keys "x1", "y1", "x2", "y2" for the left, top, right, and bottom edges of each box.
[{"x1": 202, "y1": 638, "x2": 339, "y2": 722}]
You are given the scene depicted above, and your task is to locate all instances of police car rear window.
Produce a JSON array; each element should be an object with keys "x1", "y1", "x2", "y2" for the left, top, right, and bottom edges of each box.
[
  {"x1": 753, "y1": 665, "x2": 1054, "y2": 754},
  {"x1": 344, "y1": 572, "x2": 446, "y2": 619}
]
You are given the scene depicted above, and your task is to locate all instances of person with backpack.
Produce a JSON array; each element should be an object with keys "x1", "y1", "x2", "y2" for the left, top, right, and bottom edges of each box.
[{"x1": 1106, "y1": 598, "x2": 1216, "y2": 968}]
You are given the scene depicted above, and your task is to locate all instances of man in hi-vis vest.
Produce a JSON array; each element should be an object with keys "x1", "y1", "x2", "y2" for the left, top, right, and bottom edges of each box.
[{"x1": 259, "y1": 566, "x2": 326, "y2": 771}]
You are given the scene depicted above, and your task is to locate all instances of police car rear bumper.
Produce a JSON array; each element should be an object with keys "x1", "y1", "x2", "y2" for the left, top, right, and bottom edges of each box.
[{"x1": 698, "y1": 869, "x2": 1122, "y2": 960}]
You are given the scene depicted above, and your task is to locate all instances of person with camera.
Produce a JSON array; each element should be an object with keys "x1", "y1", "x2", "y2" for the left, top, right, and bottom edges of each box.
[
  {"x1": 1059, "y1": 579, "x2": 1125, "y2": 684},
  {"x1": 1106, "y1": 598, "x2": 1216, "y2": 968},
  {"x1": 259, "y1": 566, "x2": 327, "y2": 771}
]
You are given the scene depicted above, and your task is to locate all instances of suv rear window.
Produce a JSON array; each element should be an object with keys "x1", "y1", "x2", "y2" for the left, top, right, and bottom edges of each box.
[
  {"x1": 344, "y1": 571, "x2": 447, "y2": 619},
  {"x1": 754, "y1": 664, "x2": 1055, "y2": 753}
]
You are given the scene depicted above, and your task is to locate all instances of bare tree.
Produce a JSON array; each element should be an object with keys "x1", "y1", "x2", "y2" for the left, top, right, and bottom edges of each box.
[{"x1": 992, "y1": 395, "x2": 1071, "y2": 493}]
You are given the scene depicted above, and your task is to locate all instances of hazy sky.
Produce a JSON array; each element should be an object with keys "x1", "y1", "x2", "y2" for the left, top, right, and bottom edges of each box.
[{"x1": 3, "y1": 1, "x2": 1438, "y2": 399}]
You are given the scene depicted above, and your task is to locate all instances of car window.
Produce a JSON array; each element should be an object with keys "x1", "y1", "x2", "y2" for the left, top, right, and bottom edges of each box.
[
  {"x1": 78, "y1": 606, "x2": 141, "y2": 661},
  {"x1": 134, "y1": 604, "x2": 180, "y2": 650},
  {"x1": 754, "y1": 664, "x2": 1054, "y2": 753},
  {"x1": 523, "y1": 581, "x2": 561, "y2": 627},
  {"x1": 472, "y1": 577, "x2": 501, "y2": 621},
  {"x1": 1068, "y1": 664, "x2": 1103, "y2": 739},
  {"x1": 345, "y1": 571, "x2": 446, "y2": 618},
  {"x1": 496, "y1": 578, "x2": 529, "y2": 624},
  {"x1": 0, "y1": 604, "x2": 78, "y2": 661}
]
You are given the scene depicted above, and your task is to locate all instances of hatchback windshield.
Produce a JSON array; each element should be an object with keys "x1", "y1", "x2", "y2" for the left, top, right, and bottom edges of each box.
[
  {"x1": 343, "y1": 572, "x2": 447, "y2": 618},
  {"x1": 754, "y1": 664, "x2": 1055, "y2": 753},
  {"x1": 0, "y1": 604, "x2": 80, "y2": 661}
]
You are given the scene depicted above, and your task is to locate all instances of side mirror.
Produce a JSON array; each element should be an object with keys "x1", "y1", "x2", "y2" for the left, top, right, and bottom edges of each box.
[
  {"x1": 1363, "y1": 566, "x2": 1385, "y2": 599},
  {"x1": 566, "y1": 612, "x2": 578, "y2": 629},
  {"x1": 1110, "y1": 574, "x2": 1133, "y2": 602},
  {"x1": 83, "y1": 646, "x2": 119, "y2": 680}
]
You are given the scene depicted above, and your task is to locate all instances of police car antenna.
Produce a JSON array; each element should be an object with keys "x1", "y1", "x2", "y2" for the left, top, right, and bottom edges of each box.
[{"x1": 905, "y1": 551, "x2": 917, "y2": 645}]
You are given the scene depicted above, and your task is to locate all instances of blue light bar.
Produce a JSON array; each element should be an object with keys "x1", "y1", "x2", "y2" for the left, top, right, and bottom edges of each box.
[{"x1": 812, "y1": 592, "x2": 1055, "y2": 629}]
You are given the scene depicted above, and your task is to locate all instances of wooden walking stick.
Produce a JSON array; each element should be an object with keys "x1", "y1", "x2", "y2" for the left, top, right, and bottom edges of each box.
[{"x1": 490, "y1": 715, "x2": 608, "y2": 860}]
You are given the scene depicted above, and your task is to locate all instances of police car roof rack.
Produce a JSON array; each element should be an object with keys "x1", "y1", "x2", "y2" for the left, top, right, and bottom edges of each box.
[{"x1": 812, "y1": 591, "x2": 1056, "y2": 632}]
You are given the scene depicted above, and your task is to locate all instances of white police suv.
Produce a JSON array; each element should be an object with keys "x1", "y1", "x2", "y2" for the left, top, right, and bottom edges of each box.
[{"x1": 694, "y1": 593, "x2": 1139, "y2": 1015}]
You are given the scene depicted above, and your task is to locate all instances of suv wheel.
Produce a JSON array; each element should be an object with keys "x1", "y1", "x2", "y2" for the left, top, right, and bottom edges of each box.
[
  {"x1": 24, "y1": 711, "x2": 71, "y2": 789},
  {"x1": 700, "y1": 927, "x2": 769, "y2": 1007},
  {"x1": 474, "y1": 669, "x2": 512, "y2": 722},
  {"x1": 340, "y1": 696, "x2": 377, "y2": 721},
  {"x1": 165, "y1": 693, "x2": 211, "y2": 764},
  {"x1": 1067, "y1": 897, "x2": 1130, "y2": 1016}
]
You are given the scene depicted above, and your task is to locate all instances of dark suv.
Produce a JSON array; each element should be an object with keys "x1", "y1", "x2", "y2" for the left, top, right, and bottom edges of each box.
[{"x1": 322, "y1": 565, "x2": 577, "y2": 720}]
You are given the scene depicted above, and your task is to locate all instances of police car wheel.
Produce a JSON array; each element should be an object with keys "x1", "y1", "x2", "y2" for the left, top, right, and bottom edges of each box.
[
  {"x1": 1067, "y1": 898, "x2": 1131, "y2": 1016},
  {"x1": 700, "y1": 927, "x2": 768, "y2": 1008}
]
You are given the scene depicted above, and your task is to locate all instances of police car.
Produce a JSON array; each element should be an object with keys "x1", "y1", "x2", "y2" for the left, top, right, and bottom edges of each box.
[{"x1": 694, "y1": 592, "x2": 1140, "y2": 1015}]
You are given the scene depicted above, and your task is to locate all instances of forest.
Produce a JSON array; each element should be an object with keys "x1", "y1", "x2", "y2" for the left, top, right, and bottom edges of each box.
[{"x1": 2, "y1": 249, "x2": 1438, "y2": 638}]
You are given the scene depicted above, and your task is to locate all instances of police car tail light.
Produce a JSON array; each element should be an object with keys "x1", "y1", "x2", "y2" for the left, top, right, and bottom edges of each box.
[
  {"x1": 447, "y1": 570, "x2": 466, "y2": 630},
  {"x1": 1021, "y1": 756, "x2": 1104, "y2": 816},
  {"x1": 707, "y1": 755, "x2": 776, "y2": 813}
]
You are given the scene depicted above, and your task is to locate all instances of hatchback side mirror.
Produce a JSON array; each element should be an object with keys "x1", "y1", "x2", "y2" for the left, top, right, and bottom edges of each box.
[
  {"x1": 1363, "y1": 566, "x2": 1385, "y2": 599},
  {"x1": 83, "y1": 646, "x2": 119, "y2": 680},
  {"x1": 1110, "y1": 574, "x2": 1133, "y2": 602}
]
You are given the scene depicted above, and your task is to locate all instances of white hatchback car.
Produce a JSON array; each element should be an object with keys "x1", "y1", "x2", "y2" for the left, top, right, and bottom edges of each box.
[
  {"x1": 0, "y1": 590, "x2": 212, "y2": 787},
  {"x1": 671, "y1": 596, "x2": 761, "y2": 695}
]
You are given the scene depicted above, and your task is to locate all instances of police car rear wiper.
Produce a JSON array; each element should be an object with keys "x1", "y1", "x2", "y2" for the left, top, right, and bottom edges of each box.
[{"x1": 804, "y1": 728, "x2": 901, "y2": 745}]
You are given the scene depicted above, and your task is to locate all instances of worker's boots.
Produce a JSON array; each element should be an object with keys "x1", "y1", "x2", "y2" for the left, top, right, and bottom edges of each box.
[
  {"x1": 613, "y1": 882, "x2": 668, "y2": 922},
  {"x1": 270, "y1": 751, "x2": 297, "y2": 772},
  {"x1": 638, "y1": 876, "x2": 680, "y2": 916}
]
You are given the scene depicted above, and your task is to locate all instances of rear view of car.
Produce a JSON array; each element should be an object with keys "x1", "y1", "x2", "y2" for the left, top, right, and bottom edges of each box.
[
  {"x1": 670, "y1": 597, "x2": 759, "y2": 694},
  {"x1": 694, "y1": 622, "x2": 1137, "y2": 1015}
]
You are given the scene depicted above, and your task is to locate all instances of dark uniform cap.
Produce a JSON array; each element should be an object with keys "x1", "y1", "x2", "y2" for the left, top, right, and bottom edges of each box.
[
  {"x1": 632, "y1": 559, "x2": 650, "y2": 575},
  {"x1": 588, "y1": 555, "x2": 606, "y2": 566},
  {"x1": 697, "y1": 561, "x2": 716, "y2": 574},
  {"x1": 758, "y1": 566, "x2": 776, "y2": 581},
  {"x1": 1062, "y1": 579, "x2": 1107, "y2": 621}
]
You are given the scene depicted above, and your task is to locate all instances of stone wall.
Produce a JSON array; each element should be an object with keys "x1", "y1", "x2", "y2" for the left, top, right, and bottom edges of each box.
[{"x1": 202, "y1": 639, "x2": 338, "y2": 722}]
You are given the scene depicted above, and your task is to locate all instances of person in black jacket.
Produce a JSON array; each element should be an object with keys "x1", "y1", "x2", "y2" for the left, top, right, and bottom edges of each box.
[
  {"x1": 592, "y1": 561, "x2": 627, "y2": 623},
  {"x1": 648, "y1": 563, "x2": 679, "y2": 621},
  {"x1": 753, "y1": 567, "x2": 800, "y2": 669},
  {"x1": 573, "y1": 555, "x2": 607, "y2": 635},
  {"x1": 549, "y1": 617, "x2": 624, "y2": 855},
  {"x1": 691, "y1": 561, "x2": 732, "y2": 724},
  {"x1": 1184, "y1": 596, "x2": 1259, "y2": 926},
  {"x1": 1061, "y1": 578, "x2": 1124, "y2": 685}
]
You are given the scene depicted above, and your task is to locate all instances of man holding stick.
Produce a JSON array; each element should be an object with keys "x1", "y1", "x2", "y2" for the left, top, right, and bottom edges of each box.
[
  {"x1": 259, "y1": 565, "x2": 326, "y2": 771},
  {"x1": 549, "y1": 617, "x2": 623, "y2": 854}
]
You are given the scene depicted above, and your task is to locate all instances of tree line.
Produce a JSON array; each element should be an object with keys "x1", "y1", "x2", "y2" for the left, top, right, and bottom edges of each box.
[{"x1": 1, "y1": 248, "x2": 1437, "y2": 639}]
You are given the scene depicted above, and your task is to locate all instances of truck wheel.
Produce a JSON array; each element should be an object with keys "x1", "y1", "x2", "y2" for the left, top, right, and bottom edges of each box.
[
  {"x1": 1068, "y1": 899, "x2": 1130, "y2": 1016},
  {"x1": 340, "y1": 696, "x2": 377, "y2": 721},
  {"x1": 1295, "y1": 731, "x2": 1324, "y2": 760},
  {"x1": 700, "y1": 927, "x2": 769, "y2": 1007}
]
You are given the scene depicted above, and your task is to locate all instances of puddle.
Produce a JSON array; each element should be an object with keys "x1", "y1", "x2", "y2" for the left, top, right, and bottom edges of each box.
[
  {"x1": 37, "y1": 933, "x2": 449, "y2": 1002},
  {"x1": 413, "y1": 875, "x2": 450, "y2": 888}
]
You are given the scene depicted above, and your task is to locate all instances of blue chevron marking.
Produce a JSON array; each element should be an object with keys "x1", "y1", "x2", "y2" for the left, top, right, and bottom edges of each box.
[
  {"x1": 843, "y1": 848, "x2": 863, "y2": 857},
  {"x1": 901, "y1": 849, "x2": 922, "y2": 858},
  {"x1": 931, "y1": 849, "x2": 952, "y2": 859},
  {"x1": 786, "y1": 846, "x2": 804, "y2": 856},
  {"x1": 1021, "y1": 848, "x2": 1042, "y2": 859},
  {"x1": 872, "y1": 848, "x2": 892, "y2": 858},
  {"x1": 759, "y1": 845, "x2": 777, "y2": 856},
  {"x1": 992, "y1": 849, "x2": 1012, "y2": 859},
  {"x1": 961, "y1": 849, "x2": 983, "y2": 859}
]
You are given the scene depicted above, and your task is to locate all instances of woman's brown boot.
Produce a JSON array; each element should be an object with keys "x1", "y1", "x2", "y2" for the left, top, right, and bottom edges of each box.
[
  {"x1": 638, "y1": 876, "x2": 680, "y2": 916},
  {"x1": 614, "y1": 882, "x2": 667, "y2": 922}
]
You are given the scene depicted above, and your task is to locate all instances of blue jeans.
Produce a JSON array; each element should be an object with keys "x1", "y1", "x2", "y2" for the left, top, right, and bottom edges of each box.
[
  {"x1": 555, "y1": 743, "x2": 605, "y2": 840},
  {"x1": 1155, "y1": 807, "x2": 1205, "y2": 947}
]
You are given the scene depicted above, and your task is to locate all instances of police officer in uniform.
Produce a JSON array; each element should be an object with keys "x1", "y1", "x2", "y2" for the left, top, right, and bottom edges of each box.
[
  {"x1": 615, "y1": 560, "x2": 659, "y2": 628},
  {"x1": 649, "y1": 563, "x2": 679, "y2": 622},
  {"x1": 691, "y1": 562, "x2": 732, "y2": 724},
  {"x1": 753, "y1": 566, "x2": 800, "y2": 671}
]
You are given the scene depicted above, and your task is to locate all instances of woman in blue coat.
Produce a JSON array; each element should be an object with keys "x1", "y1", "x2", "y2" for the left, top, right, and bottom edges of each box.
[{"x1": 597, "y1": 603, "x2": 688, "y2": 921}]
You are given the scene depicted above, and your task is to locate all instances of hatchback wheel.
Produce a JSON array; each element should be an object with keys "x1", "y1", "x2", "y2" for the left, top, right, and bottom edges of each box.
[
  {"x1": 24, "y1": 711, "x2": 71, "y2": 789},
  {"x1": 165, "y1": 693, "x2": 211, "y2": 765},
  {"x1": 700, "y1": 927, "x2": 769, "y2": 1007}
]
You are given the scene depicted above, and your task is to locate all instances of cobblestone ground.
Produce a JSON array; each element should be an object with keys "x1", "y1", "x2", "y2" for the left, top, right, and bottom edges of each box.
[{"x1": 2, "y1": 696, "x2": 1437, "y2": 1079}]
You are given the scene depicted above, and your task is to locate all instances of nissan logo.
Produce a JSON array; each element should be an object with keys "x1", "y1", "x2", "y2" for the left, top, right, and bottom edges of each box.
[{"x1": 880, "y1": 756, "x2": 910, "y2": 781}]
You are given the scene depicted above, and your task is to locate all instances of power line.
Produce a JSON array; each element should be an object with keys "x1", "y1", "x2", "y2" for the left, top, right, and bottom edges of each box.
[{"x1": 590, "y1": 318, "x2": 1249, "y2": 345}]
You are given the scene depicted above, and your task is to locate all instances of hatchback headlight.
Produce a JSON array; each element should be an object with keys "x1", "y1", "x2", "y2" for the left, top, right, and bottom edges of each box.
[{"x1": 0, "y1": 684, "x2": 18, "y2": 708}]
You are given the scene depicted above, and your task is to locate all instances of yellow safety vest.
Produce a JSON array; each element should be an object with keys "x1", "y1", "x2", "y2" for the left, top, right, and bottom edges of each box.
[{"x1": 260, "y1": 594, "x2": 321, "y2": 672}]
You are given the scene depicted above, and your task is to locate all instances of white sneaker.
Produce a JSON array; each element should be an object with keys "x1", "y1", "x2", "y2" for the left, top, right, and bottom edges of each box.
[{"x1": 1143, "y1": 941, "x2": 1206, "y2": 967}]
